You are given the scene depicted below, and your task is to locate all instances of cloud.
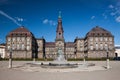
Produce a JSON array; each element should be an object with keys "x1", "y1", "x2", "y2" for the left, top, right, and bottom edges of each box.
[
  {"x1": 15, "y1": 17, "x2": 24, "y2": 22},
  {"x1": 43, "y1": 19, "x2": 48, "y2": 24},
  {"x1": 43, "y1": 19, "x2": 56, "y2": 26},
  {"x1": 116, "y1": 1, "x2": 120, "y2": 6},
  {"x1": 49, "y1": 20, "x2": 56, "y2": 26},
  {"x1": 102, "y1": 13, "x2": 107, "y2": 19},
  {"x1": 91, "y1": 16, "x2": 95, "y2": 19},
  {"x1": 108, "y1": 2, "x2": 120, "y2": 23},
  {"x1": 109, "y1": 5, "x2": 114, "y2": 9},
  {"x1": 116, "y1": 16, "x2": 120, "y2": 22},
  {"x1": 0, "y1": 10, "x2": 21, "y2": 26},
  {"x1": 110, "y1": 12, "x2": 116, "y2": 16}
]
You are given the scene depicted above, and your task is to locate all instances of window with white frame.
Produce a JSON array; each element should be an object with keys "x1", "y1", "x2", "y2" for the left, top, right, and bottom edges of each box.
[
  {"x1": 104, "y1": 37, "x2": 108, "y2": 41},
  {"x1": 17, "y1": 37, "x2": 20, "y2": 41},
  {"x1": 90, "y1": 46, "x2": 93, "y2": 50},
  {"x1": 105, "y1": 43, "x2": 108, "y2": 50},
  {"x1": 7, "y1": 46, "x2": 10, "y2": 50},
  {"x1": 8, "y1": 37, "x2": 11, "y2": 42},
  {"x1": 95, "y1": 37, "x2": 98, "y2": 41},
  {"x1": 27, "y1": 38, "x2": 30, "y2": 41},
  {"x1": 109, "y1": 37, "x2": 112, "y2": 41},
  {"x1": 22, "y1": 44, "x2": 25, "y2": 50},
  {"x1": 12, "y1": 44, "x2": 15, "y2": 50},
  {"x1": 90, "y1": 37, "x2": 93, "y2": 41},
  {"x1": 96, "y1": 43, "x2": 98, "y2": 50},
  {"x1": 12, "y1": 37, "x2": 15, "y2": 42},
  {"x1": 100, "y1": 37, "x2": 103, "y2": 41},
  {"x1": 27, "y1": 46, "x2": 30, "y2": 50},
  {"x1": 100, "y1": 43, "x2": 103, "y2": 50},
  {"x1": 22, "y1": 37, "x2": 25, "y2": 41},
  {"x1": 17, "y1": 44, "x2": 20, "y2": 49}
]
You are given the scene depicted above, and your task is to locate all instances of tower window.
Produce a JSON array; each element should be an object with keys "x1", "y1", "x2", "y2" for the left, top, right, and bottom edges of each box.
[{"x1": 59, "y1": 33, "x2": 61, "y2": 35}]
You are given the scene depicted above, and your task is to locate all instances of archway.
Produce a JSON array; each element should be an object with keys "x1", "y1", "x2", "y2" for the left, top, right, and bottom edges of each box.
[
  {"x1": 115, "y1": 53, "x2": 118, "y2": 60},
  {"x1": 115, "y1": 53, "x2": 118, "y2": 57}
]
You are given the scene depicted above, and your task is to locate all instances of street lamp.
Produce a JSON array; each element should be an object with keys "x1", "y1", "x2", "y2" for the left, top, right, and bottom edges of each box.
[
  {"x1": 33, "y1": 53, "x2": 36, "y2": 62},
  {"x1": 8, "y1": 48, "x2": 12, "y2": 68},
  {"x1": 106, "y1": 47, "x2": 110, "y2": 69},
  {"x1": 83, "y1": 51, "x2": 86, "y2": 64}
]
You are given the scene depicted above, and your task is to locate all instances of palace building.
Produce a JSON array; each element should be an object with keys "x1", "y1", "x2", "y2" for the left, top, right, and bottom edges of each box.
[{"x1": 5, "y1": 13, "x2": 115, "y2": 59}]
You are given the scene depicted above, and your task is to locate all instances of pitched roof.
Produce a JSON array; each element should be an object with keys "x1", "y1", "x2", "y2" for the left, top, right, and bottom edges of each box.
[
  {"x1": 7, "y1": 26, "x2": 33, "y2": 37},
  {"x1": 45, "y1": 42, "x2": 55, "y2": 47},
  {"x1": 86, "y1": 26, "x2": 113, "y2": 37},
  {"x1": 65, "y1": 42, "x2": 74, "y2": 47},
  {"x1": 11, "y1": 26, "x2": 30, "y2": 32}
]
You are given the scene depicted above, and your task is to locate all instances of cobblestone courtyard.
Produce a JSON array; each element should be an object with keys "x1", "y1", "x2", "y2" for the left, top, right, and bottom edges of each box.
[{"x1": 0, "y1": 61, "x2": 120, "y2": 80}]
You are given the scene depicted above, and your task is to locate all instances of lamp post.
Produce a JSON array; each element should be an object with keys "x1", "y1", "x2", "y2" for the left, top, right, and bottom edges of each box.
[
  {"x1": 8, "y1": 48, "x2": 12, "y2": 68},
  {"x1": 106, "y1": 47, "x2": 110, "y2": 69},
  {"x1": 83, "y1": 52, "x2": 86, "y2": 64},
  {"x1": 33, "y1": 53, "x2": 36, "y2": 62}
]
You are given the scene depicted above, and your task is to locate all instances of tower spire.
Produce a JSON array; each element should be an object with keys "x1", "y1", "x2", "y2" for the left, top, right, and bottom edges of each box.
[
  {"x1": 58, "y1": 11, "x2": 62, "y2": 18},
  {"x1": 56, "y1": 11, "x2": 64, "y2": 41}
]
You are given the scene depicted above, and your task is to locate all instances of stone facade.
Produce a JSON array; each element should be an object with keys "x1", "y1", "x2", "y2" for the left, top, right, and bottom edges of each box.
[
  {"x1": 5, "y1": 13, "x2": 115, "y2": 59},
  {"x1": 115, "y1": 45, "x2": 120, "y2": 57},
  {"x1": 0, "y1": 44, "x2": 5, "y2": 58},
  {"x1": 84, "y1": 27, "x2": 115, "y2": 58},
  {"x1": 6, "y1": 27, "x2": 37, "y2": 58}
]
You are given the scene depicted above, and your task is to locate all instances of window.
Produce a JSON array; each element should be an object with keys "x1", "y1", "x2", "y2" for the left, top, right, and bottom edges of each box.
[
  {"x1": 22, "y1": 37, "x2": 25, "y2": 41},
  {"x1": 100, "y1": 43, "x2": 103, "y2": 50},
  {"x1": 19, "y1": 43, "x2": 22, "y2": 49},
  {"x1": 27, "y1": 42, "x2": 30, "y2": 45},
  {"x1": 8, "y1": 38, "x2": 11, "y2": 42},
  {"x1": 80, "y1": 48, "x2": 83, "y2": 51},
  {"x1": 8, "y1": 46, "x2": 10, "y2": 50},
  {"x1": 12, "y1": 38, "x2": 15, "y2": 41},
  {"x1": 17, "y1": 37, "x2": 20, "y2": 41},
  {"x1": 109, "y1": 46, "x2": 113, "y2": 50},
  {"x1": 90, "y1": 37, "x2": 93, "y2": 41},
  {"x1": 109, "y1": 37, "x2": 112, "y2": 41},
  {"x1": 27, "y1": 38, "x2": 30, "y2": 41},
  {"x1": 104, "y1": 37, "x2": 108, "y2": 41},
  {"x1": 110, "y1": 42, "x2": 112, "y2": 45},
  {"x1": 22, "y1": 44, "x2": 24, "y2": 50},
  {"x1": 12, "y1": 44, "x2": 15, "y2": 50},
  {"x1": 27, "y1": 46, "x2": 30, "y2": 50},
  {"x1": 90, "y1": 46, "x2": 93, "y2": 50},
  {"x1": 95, "y1": 37, "x2": 98, "y2": 41},
  {"x1": 17, "y1": 44, "x2": 20, "y2": 49},
  {"x1": 105, "y1": 43, "x2": 108, "y2": 50},
  {"x1": 96, "y1": 43, "x2": 98, "y2": 50},
  {"x1": 100, "y1": 37, "x2": 103, "y2": 41}
]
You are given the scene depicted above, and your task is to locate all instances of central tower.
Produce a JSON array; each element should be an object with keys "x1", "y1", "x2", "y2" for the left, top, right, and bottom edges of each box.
[
  {"x1": 56, "y1": 11, "x2": 64, "y2": 41},
  {"x1": 55, "y1": 11, "x2": 65, "y2": 55}
]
